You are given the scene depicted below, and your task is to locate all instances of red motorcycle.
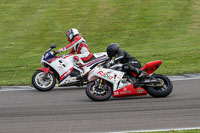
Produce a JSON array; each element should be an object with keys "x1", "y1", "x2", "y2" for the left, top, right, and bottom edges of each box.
[{"x1": 85, "y1": 60, "x2": 173, "y2": 101}]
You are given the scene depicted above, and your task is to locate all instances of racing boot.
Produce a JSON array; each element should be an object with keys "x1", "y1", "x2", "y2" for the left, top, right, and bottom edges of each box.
[
  {"x1": 123, "y1": 74, "x2": 138, "y2": 88},
  {"x1": 74, "y1": 56, "x2": 90, "y2": 76},
  {"x1": 128, "y1": 66, "x2": 147, "y2": 81},
  {"x1": 137, "y1": 70, "x2": 147, "y2": 80},
  {"x1": 130, "y1": 76, "x2": 138, "y2": 88}
]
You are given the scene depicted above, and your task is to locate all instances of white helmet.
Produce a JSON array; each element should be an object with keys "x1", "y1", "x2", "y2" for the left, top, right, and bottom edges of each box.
[{"x1": 66, "y1": 28, "x2": 79, "y2": 42}]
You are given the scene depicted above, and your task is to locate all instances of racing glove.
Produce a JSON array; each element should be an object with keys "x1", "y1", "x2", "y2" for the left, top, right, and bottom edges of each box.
[
  {"x1": 107, "y1": 60, "x2": 114, "y2": 68},
  {"x1": 58, "y1": 48, "x2": 64, "y2": 53}
]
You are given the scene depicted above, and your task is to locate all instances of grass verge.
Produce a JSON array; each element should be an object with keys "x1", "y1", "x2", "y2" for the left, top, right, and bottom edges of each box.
[{"x1": 0, "y1": 0, "x2": 200, "y2": 85}]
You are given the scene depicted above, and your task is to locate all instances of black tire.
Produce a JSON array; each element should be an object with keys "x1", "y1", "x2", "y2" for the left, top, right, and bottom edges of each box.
[
  {"x1": 144, "y1": 74, "x2": 173, "y2": 98},
  {"x1": 32, "y1": 71, "x2": 56, "y2": 92},
  {"x1": 85, "y1": 80, "x2": 112, "y2": 101}
]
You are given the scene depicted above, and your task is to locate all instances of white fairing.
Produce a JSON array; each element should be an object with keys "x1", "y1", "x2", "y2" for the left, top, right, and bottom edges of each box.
[
  {"x1": 50, "y1": 56, "x2": 74, "y2": 76},
  {"x1": 49, "y1": 55, "x2": 78, "y2": 85},
  {"x1": 93, "y1": 52, "x2": 107, "y2": 58},
  {"x1": 41, "y1": 51, "x2": 108, "y2": 86},
  {"x1": 88, "y1": 66, "x2": 125, "y2": 91}
]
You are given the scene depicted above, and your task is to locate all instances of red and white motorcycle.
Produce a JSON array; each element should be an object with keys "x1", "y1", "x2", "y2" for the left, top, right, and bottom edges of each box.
[
  {"x1": 85, "y1": 60, "x2": 173, "y2": 101},
  {"x1": 32, "y1": 45, "x2": 108, "y2": 91}
]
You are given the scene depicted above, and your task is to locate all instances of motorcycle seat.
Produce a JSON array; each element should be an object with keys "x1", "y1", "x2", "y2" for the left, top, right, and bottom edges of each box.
[{"x1": 83, "y1": 54, "x2": 108, "y2": 67}]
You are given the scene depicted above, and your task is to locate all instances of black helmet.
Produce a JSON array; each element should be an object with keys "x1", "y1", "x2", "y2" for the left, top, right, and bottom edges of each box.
[{"x1": 106, "y1": 43, "x2": 120, "y2": 59}]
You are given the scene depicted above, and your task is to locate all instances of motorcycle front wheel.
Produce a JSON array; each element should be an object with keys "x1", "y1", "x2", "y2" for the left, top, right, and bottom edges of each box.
[
  {"x1": 85, "y1": 79, "x2": 112, "y2": 101},
  {"x1": 144, "y1": 74, "x2": 173, "y2": 97},
  {"x1": 32, "y1": 71, "x2": 56, "y2": 91}
]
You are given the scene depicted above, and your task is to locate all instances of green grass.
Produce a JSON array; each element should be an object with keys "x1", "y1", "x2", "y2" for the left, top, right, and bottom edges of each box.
[
  {"x1": 0, "y1": 0, "x2": 200, "y2": 85},
  {"x1": 130, "y1": 129, "x2": 200, "y2": 133}
]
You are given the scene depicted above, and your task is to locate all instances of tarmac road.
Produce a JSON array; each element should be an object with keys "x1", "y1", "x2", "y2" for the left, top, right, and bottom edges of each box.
[{"x1": 0, "y1": 78, "x2": 200, "y2": 133}]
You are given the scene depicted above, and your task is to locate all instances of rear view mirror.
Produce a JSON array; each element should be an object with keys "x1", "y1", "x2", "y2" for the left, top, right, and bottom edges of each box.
[{"x1": 50, "y1": 44, "x2": 56, "y2": 49}]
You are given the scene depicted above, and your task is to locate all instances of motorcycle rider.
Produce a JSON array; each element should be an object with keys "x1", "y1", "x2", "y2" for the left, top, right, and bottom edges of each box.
[
  {"x1": 106, "y1": 43, "x2": 147, "y2": 81},
  {"x1": 57, "y1": 28, "x2": 92, "y2": 75}
]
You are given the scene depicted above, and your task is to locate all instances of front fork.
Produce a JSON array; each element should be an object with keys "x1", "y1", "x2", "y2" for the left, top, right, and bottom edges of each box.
[
  {"x1": 43, "y1": 73, "x2": 50, "y2": 80},
  {"x1": 38, "y1": 67, "x2": 55, "y2": 80},
  {"x1": 95, "y1": 78, "x2": 103, "y2": 88}
]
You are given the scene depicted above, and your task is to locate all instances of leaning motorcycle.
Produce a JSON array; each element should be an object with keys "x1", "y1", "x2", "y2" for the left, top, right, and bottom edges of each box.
[
  {"x1": 85, "y1": 60, "x2": 173, "y2": 101},
  {"x1": 32, "y1": 45, "x2": 108, "y2": 91}
]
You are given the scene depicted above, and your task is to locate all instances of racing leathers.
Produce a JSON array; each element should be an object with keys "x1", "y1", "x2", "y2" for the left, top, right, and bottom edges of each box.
[
  {"x1": 111, "y1": 49, "x2": 146, "y2": 80},
  {"x1": 59, "y1": 35, "x2": 93, "y2": 75},
  {"x1": 60, "y1": 35, "x2": 93, "y2": 62}
]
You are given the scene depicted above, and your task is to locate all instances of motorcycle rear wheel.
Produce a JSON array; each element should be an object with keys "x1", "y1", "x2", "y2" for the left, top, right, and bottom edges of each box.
[
  {"x1": 85, "y1": 79, "x2": 112, "y2": 101},
  {"x1": 144, "y1": 74, "x2": 173, "y2": 97},
  {"x1": 32, "y1": 71, "x2": 56, "y2": 92}
]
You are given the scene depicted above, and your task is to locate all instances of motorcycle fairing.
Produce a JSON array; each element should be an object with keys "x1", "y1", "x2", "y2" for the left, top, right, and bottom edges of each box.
[
  {"x1": 88, "y1": 67, "x2": 124, "y2": 83},
  {"x1": 59, "y1": 67, "x2": 74, "y2": 82},
  {"x1": 57, "y1": 55, "x2": 108, "y2": 86},
  {"x1": 141, "y1": 60, "x2": 162, "y2": 74},
  {"x1": 93, "y1": 52, "x2": 107, "y2": 58},
  {"x1": 40, "y1": 48, "x2": 109, "y2": 86},
  {"x1": 129, "y1": 60, "x2": 163, "y2": 77},
  {"x1": 43, "y1": 51, "x2": 56, "y2": 62},
  {"x1": 63, "y1": 54, "x2": 74, "y2": 59},
  {"x1": 88, "y1": 65, "x2": 148, "y2": 98},
  {"x1": 38, "y1": 67, "x2": 54, "y2": 74},
  {"x1": 113, "y1": 84, "x2": 147, "y2": 97},
  {"x1": 47, "y1": 57, "x2": 60, "y2": 63}
]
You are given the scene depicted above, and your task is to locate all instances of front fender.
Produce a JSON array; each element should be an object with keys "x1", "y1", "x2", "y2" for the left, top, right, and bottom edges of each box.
[{"x1": 38, "y1": 67, "x2": 54, "y2": 74}]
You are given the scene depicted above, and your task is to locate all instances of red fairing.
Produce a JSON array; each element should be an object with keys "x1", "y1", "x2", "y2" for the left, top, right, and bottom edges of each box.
[
  {"x1": 113, "y1": 84, "x2": 147, "y2": 97},
  {"x1": 38, "y1": 67, "x2": 54, "y2": 74},
  {"x1": 141, "y1": 60, "x2": 162, "y2": 74}
]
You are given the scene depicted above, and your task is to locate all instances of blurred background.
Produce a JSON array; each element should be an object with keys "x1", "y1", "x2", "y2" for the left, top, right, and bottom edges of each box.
[{"x1": 0, "y1": 0, "x2": 200, "y2": 85}]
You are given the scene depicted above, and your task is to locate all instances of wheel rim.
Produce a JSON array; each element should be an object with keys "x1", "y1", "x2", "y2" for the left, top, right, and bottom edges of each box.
[
  {"x1": 89, "y1": 82, "x2": 110, "y2": 97},
  {"x1": 35, "y1": 72, "x2": 54, "y2": 88},
  {"x1": 155, "y1": 78, "x2": 168, "y2": 91}
]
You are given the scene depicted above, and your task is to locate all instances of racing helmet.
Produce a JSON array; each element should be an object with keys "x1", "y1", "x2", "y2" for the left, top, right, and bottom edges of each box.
[
  {"x1": 106, "y1": 43, "x2": 120, "y2": 59},
  {"x1": 66, "y1": 28, "x2": 79, "y2": 42}
]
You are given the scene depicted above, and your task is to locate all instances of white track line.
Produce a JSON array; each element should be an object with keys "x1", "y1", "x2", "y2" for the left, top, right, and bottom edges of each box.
[
  {"x1": 108, "y1": 127, "x2": 200, "y2": 133},
  {"x1": 0, "y1": 88, "x2": 34, "y2": 92},
  {"x1": 170, "y1": 77, "x2": 200, "y2": 81}
]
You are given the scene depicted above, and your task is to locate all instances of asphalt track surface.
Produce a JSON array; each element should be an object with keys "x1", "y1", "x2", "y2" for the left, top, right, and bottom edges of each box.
[{"x1": 0, "y1": 78, "x2": 200, "y2": 133}]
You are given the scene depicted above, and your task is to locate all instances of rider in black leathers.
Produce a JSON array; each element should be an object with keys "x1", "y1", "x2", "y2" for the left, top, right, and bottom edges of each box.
[{"x1": 106, "y1": 43, "x2": 147, "y2": 80}]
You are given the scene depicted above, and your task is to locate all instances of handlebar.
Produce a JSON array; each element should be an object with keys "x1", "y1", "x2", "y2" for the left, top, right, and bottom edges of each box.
[{"x1": 53, "y1": 50, "x2": 60, "y2": 56}]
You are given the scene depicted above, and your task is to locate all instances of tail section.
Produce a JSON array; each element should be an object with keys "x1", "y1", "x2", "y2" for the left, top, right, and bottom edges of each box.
[{"x1": 141, "y1": 60, "x2": 162, "y2": 74}]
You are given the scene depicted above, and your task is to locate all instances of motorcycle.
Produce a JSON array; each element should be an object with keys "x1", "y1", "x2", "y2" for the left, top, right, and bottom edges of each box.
[
  {"x1": 85, "y1": 60, "x2": 173, "y2": 101},
  {"x1": 32, "y1": 45, "x2": 108, "y2": 91}
]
